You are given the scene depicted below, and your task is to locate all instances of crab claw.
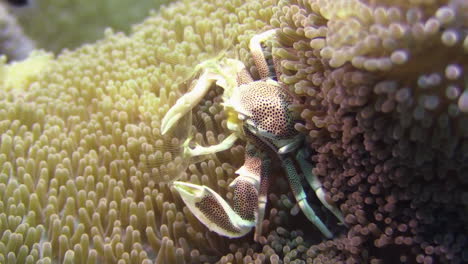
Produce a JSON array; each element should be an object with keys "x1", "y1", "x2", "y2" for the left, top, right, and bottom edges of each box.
[{"x1": 172, "y1": 181, "x2": 254, "y2": 238}]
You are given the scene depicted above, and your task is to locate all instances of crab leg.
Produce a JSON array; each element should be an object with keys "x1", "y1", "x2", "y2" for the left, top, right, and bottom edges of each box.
[
  {"x1": 161, "y1": 59, "x2": 245, "y2": 135},
  {"x1": 249, "y1": 29, "x2": 276, "y2": 79},
  {"x1": 254, "y1": 160, "x2": 270, "y2": 242},
  {"x1": 237, "y1": 144, "x2": 271, "y2": 242},
  {"x1": 161, "y1": 70, "x2": 217, "y2": 135},
  {"x1": 296, "y1": 148, "x2": 345, "y2": 225},
  {"x1": 184, "y1": 133, "x2": 239, "y2": 157},
  {"x1": 281, "y1": 156, "x2": 333, "y2": 238},
  {"x1": 172, "y1": 144, "x2": 270, "y2": 239}
]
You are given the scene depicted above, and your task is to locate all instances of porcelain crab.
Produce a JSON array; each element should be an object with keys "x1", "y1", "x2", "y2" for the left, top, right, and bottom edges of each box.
[{"x1": 161, "y1": 29, "x2": 344, "y2": 241}]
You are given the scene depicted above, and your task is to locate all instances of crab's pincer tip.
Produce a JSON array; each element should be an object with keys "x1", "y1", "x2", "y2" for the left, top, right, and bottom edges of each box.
[{"x1": 172, "y1": 181, "x2": 207, "y2": 199}]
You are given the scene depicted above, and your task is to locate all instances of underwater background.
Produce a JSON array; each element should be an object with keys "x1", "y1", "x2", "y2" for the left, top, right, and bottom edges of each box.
[{"x1": 0, "y1": 0, "x2": 467, "y2": 263}]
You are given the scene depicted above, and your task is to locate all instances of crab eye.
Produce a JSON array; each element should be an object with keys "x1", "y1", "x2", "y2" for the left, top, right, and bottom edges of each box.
[{"x1": 225, "y1": 106, "x2": 241, "y2": 125}]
